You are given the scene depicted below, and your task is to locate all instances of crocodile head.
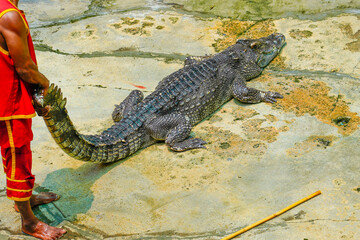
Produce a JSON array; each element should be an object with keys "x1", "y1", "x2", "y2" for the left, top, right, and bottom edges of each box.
[{"x1": 236, "y1": 33, "x2": 286, "y2": 68}]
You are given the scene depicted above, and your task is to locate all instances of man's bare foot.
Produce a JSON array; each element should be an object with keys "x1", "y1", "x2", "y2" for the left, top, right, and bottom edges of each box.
[
  {"x1": 23, "y1": 220, "x2": 66, "y2": 240},
  {"x1": 15, "y1": 192, "x2": 60, "y2": 212}
]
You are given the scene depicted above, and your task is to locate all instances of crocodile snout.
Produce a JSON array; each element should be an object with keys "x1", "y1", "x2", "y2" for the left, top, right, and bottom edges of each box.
[{"x1": 273, "y1": 33, "x2": 286, "y2": 48}]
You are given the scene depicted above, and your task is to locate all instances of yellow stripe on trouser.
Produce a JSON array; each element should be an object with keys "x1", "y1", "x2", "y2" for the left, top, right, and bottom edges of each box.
[
  {"x1": 8, "y1": 196, "x2": 31, "y2": 201},
  {"x1": 6, "y1": 187, "x2": 32, "y2": 192},
  {"x1": 6, "y1": 176, "x2": 28, "y2": 182},
  {"x1": 5, "y1": 120, "x2": 16, "y2": 179}
]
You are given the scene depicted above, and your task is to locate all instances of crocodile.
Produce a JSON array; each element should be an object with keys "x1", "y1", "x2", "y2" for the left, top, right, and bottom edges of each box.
[{"x1": 34, "y1": 33, "x2": 286, "y2": 163}]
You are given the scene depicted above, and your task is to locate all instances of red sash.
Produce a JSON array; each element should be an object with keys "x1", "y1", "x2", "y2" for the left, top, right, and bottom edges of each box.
[{"x1": 0, "y1": 0, "x2": 36, "y2": 120}]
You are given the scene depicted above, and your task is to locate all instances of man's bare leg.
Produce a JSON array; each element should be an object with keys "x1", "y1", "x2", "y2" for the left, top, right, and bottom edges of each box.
[
  {"x1": 16, "y1": 200, "x2": 66, "y2": 240},
  {"x1": 15, "y1": 192, "x2": 60, "y2": 212}
]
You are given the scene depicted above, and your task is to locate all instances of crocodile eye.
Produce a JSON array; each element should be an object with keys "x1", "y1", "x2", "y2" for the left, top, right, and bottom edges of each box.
[{"x1": 250, "y1": 41, "x2": 261, "y2": 49}]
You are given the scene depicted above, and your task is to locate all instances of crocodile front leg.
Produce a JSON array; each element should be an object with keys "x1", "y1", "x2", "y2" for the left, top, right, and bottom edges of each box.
[
  {"x1": 145, "y1": 113, "x2": 206, "y2": 152},
  {"x1": 112, "y1": 90, "x2": 144, "y2": 122},
  {"x1": 232, "y1": 76, "x2": 283, "y2": 103}
]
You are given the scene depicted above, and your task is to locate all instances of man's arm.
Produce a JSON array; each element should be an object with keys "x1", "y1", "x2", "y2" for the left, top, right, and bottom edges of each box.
[{"x1": 0, "y1": 11, "x2": 49, "y2": 95}]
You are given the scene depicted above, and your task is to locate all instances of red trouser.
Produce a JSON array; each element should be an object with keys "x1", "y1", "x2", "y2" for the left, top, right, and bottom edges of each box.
[{"x1": 0, "y1": 119, "x2": 34, "y2": 201}]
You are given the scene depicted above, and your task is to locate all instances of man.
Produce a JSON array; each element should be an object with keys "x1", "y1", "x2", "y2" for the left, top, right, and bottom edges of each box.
[{"x1": 0, "y1": 0, "x2": 66, "y2": 239}]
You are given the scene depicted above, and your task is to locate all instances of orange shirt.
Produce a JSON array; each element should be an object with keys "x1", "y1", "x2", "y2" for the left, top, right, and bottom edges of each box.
[{"x1": 0, "y1": 0, "x2": 36, "y2": 120}]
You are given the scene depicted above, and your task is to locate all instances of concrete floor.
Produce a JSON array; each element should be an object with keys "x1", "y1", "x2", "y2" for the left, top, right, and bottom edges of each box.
[{"x1": 0, "y1": 0, "x2": 359, "y2": 239}]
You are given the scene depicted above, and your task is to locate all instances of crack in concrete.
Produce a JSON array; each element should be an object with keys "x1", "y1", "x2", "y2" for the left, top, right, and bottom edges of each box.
[
  {"x1": 34, "y1": 43, "x2": 187, "y2": 62},
  {"x1": 164, "y1": 2, "x2": 360, "y2": 22},
  {"x1": 67, "y1": 219, "x2": 286, "y2": 240},
  {"x1": 103, "y1": 230, "x2": 226, "y2": 240},
  {"x1": 286, "y1": 218, "x2": 360, "y2": 223},
  {"x1": 61, "y1": 221, "x2": 225, "y2": 240},
  {"x1": 267, "y1": 68, "x2": 360, "y2": 81},
  {"x1": 51, "y1": 202, "x2": 67, "y2": 220},
  {"x1": 31, "y1": 7, "x2": 147, "y2": 29}
]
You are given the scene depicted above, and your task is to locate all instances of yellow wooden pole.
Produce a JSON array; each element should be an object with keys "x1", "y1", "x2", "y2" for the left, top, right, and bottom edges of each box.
[{"x1": 221, "y1": 190, "x2": 322, "y2": 240}]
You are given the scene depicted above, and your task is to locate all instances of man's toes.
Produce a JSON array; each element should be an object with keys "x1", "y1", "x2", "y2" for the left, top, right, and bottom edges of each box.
[
  {"x1": 43, "y1": 192, "x2": 59, "y2": 200},
  {"x1": 33, "y1": 192, "x2": 60, "y2": 206},
  {"x1": 51, "y1": 227, "x2": 66, "y2": 238},
  {"x1": 57, "y1": 229, "x2": 67, "y2": 237},
  {"x1": 49, "y1": 192, "x2": 59, "y2": 200}
]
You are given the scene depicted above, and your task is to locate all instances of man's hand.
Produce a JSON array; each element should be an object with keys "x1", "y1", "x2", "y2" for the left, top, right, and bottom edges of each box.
[
  {"x1": 33, "y1": 88, "x2": 51, "y2": 117},
  {"x1": 42, "y1": 79, "x2": 50, "y2": 96},
  {"x1": 34, "y1": 103, "x2": 51, "y2": 117}
]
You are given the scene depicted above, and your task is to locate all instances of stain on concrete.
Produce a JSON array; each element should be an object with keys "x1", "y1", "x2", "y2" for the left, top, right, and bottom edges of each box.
[
  {"x1": 169, "y1": 17, "x2": 180, "y2": 24},
  {"x1": 145, "y1": 16, "x2": 155, "y2": 21},
  {"x1": 142, "y1": 22, "x2": 155, "y2": 28},
  {"x1": 121, "y1": 17, "x2": 140, "y2": 25},
  {"x1": 110, "y1": 23, "x2": 122, "y2": 29},
  {"x1": 212, "y1": 19, "x2": 270, "y2": 52},
  {"x1": 266, "y1": 75, "x2": 360, "y2": 135},
  {"x1": 69, "y1": 28, "x2": 98, "y2": 40},
  {"x1": 198, "y1": 125, "x2": 269, "y2": 156},
  {"x1": 264, "y1": 114, "x2": 278, "y2": 122},
  {"x1": 233, "y1": 106, "x2": 259, "y2": 121},
  {"x1": 109, "y1": 16, "x2": 176, "y2": 36},
  {"x1": 287, "y1": 135, "x2": 337, "y2": 158},
  {"x1": 289, "y1": 29, "x2": 313, "y2": 40},
  {"x1": 211, "y1": 19, "x2": 255, "y2": 52},
  {"x1": 123, "y1": 27, "x2": 148, "y2": 36},
  {"x1": 333, "y1": 178, "x2": 346, "y2": 186},
  {"x1": 156, "y1": 25, "x2": 165, "y2": 30},
  {"x1": 242, "y1": 119, "x2": 279, "y2": 143},
  {"x1": 128, "y1": 145, "x2": 227, "y2": 192},
  {"x1": 339, "y1": 23, "x2": 360, "y2": 52},
  {"x1": 279, "y1": 125, "x2": 290, "y2": 132},
  {"x1": 283, "y1": 210, "x2": 306, "y2": 221}
]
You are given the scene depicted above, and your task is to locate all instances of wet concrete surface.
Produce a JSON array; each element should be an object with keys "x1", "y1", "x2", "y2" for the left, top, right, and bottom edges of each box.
[{"x1": 0, "y1": 0, "x2": 359, "y2": 239}]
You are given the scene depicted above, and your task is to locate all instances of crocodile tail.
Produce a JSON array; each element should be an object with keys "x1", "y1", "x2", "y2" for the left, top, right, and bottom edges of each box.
[{"x1": 37, "y1": 84, "x2": 129, "y2": 163}]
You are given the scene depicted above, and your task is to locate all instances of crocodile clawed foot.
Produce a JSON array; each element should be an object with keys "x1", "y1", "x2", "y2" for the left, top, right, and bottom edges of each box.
[
  {"x1": 262, "y1": 91, "x2": 283, "y2": 103},
  {"x1": 169, "y1": 138, "x2": 207, "y2": 152}
]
